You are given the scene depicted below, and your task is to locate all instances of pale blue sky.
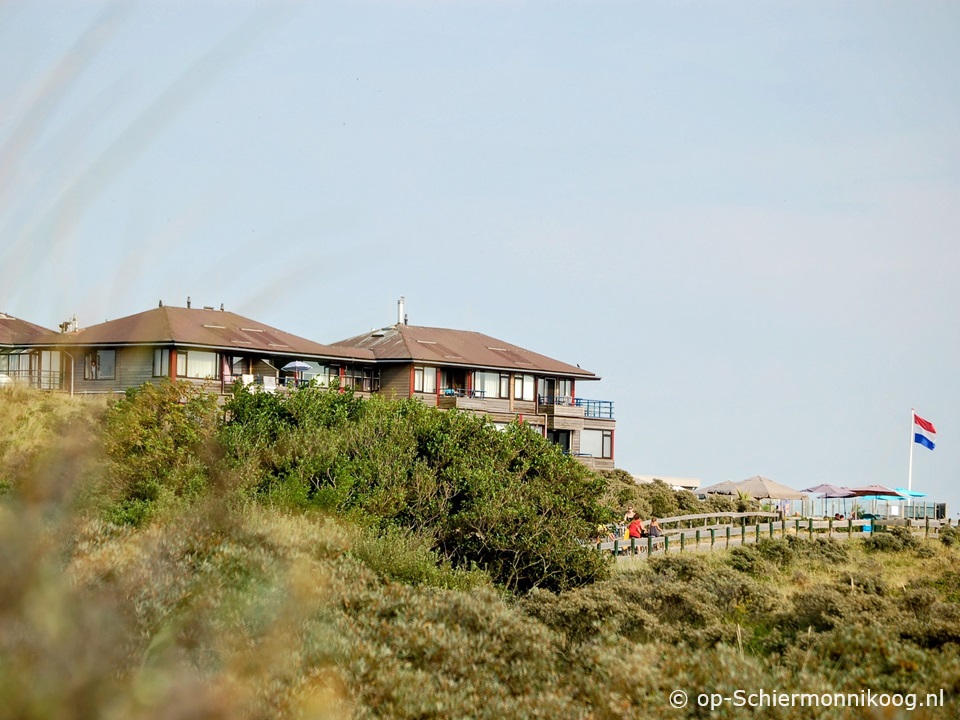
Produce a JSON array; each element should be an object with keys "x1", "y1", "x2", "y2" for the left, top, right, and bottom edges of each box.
[{"x1": 2, "y1": 1, "x2": 958, "y2": 515}]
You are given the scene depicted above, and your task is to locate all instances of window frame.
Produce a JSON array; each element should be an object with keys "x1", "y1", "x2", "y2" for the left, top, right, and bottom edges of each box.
[
  {"x1": 175, "y1": 350, "x2": 220, "y2": 380},
  {"x1": 84, "y1": 349, "x2": 116, "y2": 380}
]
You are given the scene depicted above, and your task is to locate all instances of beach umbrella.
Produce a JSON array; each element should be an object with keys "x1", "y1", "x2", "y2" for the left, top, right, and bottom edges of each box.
[
  {"x1": 281, "y1": 361, "x2": 312, "y2": 373},
  {"x1": 281, "y1": 360, "x2": 312, "y2": 386},
  {"x1": 698, "y1": 480, "x2": 741, "y2": 496},
  {"x1": 846, "y1": 485, "x2": 909, "y2": 517},
  {"x1": 801, "y1": 484, "x2": 855, "y2": 515},
  {"x1": 736, "y1": 476, "x2": 807, "y2": 500}
]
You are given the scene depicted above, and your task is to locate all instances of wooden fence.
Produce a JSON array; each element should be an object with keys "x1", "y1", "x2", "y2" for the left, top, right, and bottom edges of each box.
[{"x1": 596, "y1": 513, "x2": 949, "y2": 560}]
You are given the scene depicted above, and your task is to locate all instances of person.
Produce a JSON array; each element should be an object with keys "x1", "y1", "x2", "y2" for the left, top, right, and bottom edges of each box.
[
  {"x1": 647, "y1": 517, "x2": 663, "y2": 538},
  {"x1": 595, "y1": 523, "x2": 615, "y2": 543},
  {"x1": 628, "y1": 516, "x2": 645, "y2": 539},
  {"x1": 624, "y1": 506, "x2": 638, "y2": 523}
]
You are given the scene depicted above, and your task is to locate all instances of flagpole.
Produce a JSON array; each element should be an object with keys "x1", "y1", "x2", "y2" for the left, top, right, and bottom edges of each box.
[{"x1": 908, "y1": 407, "x2": 915, "y2": 504}]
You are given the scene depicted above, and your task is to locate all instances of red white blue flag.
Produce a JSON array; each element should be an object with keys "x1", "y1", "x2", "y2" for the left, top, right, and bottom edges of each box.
[{"x1": 914, "y1": 413, "x2": 936, "y2": 451}]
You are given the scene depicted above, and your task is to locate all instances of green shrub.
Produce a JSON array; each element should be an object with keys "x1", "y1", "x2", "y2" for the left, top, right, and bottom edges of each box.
[
  {"x1": 99, "y1": 382, "x2": 219, "y2": 525},
  {"x1": 865, "y1": 525, "x2": 920, "y2": 552},
  {"x1": 940, "y1": 524, "x2": 960, "y2": 547}
]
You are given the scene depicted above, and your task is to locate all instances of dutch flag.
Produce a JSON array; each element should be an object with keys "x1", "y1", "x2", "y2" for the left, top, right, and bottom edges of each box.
[{"x1": 914, "y1": 413, "x2": 937, "y2": 451}]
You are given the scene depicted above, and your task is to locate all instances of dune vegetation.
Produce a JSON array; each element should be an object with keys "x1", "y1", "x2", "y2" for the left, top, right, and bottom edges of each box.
[{"x1": 0, "y1": 382, "x2": 958, "y2": 719}]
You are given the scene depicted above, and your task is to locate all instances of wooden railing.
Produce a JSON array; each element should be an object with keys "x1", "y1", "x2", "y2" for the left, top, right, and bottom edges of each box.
[{"x1": 595, "y1": 513, "x2": 949, "y2": 559}]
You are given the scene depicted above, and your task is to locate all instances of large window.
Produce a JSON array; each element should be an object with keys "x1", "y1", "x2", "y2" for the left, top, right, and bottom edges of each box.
[
  {"x1": 342, "y1": 365, "x2": 379, "y2": 392},
  {"x1": 473, "y1": 371, "x2": 510, "y2": 399},
  {"x1": 84, "y1": 350, "x2": 116, "y2": 380},
  {"x1": 580, "y1": 429, "x2": 613, "y2": 459},
  {"x1": 514, "y1": 374, "x2": 535, "y2": 401},
  {"x1": 414, "y1": 366, "x2": 437, "y2": 393},
  {"x1": 153, "y1": 349, "x2": 170, "y2": 377},
  {"x1": 176, "y1": 350, "x2": 219, "y2": 379}
]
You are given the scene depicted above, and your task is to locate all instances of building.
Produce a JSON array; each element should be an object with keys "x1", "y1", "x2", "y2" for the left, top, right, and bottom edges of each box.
[
  {"x1": 0, "y1": 312, "x2": 57, "y2": 388},
  {"x1": 2, "y1": 300, "x2": 617, "y2": 468},
  {"x1": 6, "y1": 303, "x2": 376, "y2": 396},
  {"x1": 330, "y1": 309, "x2": 616, "y2": 469}
]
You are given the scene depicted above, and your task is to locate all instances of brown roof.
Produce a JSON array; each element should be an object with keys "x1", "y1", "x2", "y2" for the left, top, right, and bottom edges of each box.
[
  {"x1": 34, "y1": 306, "x2": 375, "y2": 362},
  {"x1": 330, "y1": 324, "x2": 597, "y2": 379},
  {"x1": 0, "y1": 313, "x2": 56, "y2": 347}
]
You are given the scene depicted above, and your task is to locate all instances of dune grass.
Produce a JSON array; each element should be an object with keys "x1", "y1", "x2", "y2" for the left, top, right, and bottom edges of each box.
[{"x1": 1, "y1": 386, "x2": 958, "y2": 719}]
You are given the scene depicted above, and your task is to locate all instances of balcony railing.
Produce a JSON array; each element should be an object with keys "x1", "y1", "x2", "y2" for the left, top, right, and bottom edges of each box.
[
  {"x1": 538, "y1": 395, "x2": 614, "y2": 419},
  {"x1": 1, "y1": 370, "x2": 66, "y2": 390},
  {"x1": 441, "y1": 387, "x2": 486, "y2": 398},
  {"x1": 575, "y1": 398, "x2": 614, "y2": 419}
]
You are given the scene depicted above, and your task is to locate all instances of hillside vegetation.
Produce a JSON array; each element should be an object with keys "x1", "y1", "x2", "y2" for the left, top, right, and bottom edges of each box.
[{"x1": 1, "y1": 383, "x2": 958, "y2": 719}]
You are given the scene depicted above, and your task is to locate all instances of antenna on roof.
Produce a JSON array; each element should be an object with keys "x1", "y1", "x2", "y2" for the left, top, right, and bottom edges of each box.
[
  {"x1": 187, "y1": 296, "x2": 191, "y2": 309},
  {"x1": 159, "y1": 299, "x2": 163, "y2": 308}
]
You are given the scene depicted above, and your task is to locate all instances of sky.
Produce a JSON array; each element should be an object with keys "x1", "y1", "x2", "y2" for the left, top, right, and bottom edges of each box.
[{"x1": 2, "y1": 1, "x2": 958, "y2": 517}]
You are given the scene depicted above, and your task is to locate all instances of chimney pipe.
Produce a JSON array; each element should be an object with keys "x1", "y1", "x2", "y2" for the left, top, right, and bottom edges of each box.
[
  {"x1": 397, "y1": 296, "x2": 405, "y2": 326},
  {"x1": 187, "y1": 296, "x2": 191, "y2": 309}
]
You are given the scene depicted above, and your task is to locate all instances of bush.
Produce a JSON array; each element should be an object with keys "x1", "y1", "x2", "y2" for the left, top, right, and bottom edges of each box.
[
  {"x1": 223, "y1": 388, "x2": 611, "y2": 593},
  {"x1": 864, "y1": 525, "x2": 920, "y2": 552},
  {"x1": 100, "y1": 382, "x2": 219, "y2": 525}
]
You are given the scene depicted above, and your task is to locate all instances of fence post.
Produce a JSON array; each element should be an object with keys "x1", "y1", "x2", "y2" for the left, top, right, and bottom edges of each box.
[
  {"x1": 828, "y1": 518, "x2": 833, "y2": 536},
  {"x1": 741, "y1": 524, "x2": 746, "y2": 545},
  {"x1": 710, "y1": 528, "x2": 716, "y2": 548},
  {"x1": 847, "y1": 519, "x2": 852, "y2": 538},
  {"x1": 664, "y1": 536, "x2": 670, "y2": 554},
  {"x1": 680, "y1": 533, "x2": 685, "y2": 553},
  {"x1": 630, "y1": 537, "x2": 636, "y2": 556},
  {"x1": 755, "y1": 523, "x2": 761, "y2": 542},
  {"x1": 925, "y1": 517, "x2": 930, "y2": 539},
  {"x1": 795, "y1": 519, "x2": 800, "y2": 536},
  {"x1": 726, "y1": 526, "x2": 731, "y2": 548},
  {"x1": 808, "y1": 519, "x2": 814, "y2": 539},
  {"x1": 613, "y1": 539, "x2": 619, "y2": 557},
  {"x1": 769, "y1": 521, "x2": 775, "y2": 539},
  {"x1": 647, "y1": 535, "x2": 653, "y2": 555},
  {"x1": 696, "y1": 529, "x2": 701, "y2": 548}
]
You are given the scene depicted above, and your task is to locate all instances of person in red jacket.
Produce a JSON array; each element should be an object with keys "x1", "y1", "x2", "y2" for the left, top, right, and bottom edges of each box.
[{"x1": 628, "y1": 516, "x2": 645, "y2": 539}]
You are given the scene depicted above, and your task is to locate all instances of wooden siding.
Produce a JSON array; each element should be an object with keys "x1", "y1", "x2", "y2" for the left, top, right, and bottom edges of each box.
[
  {"x1": 546, "y1": 415, "x2": 584, "y2": 432},
  {"x1": 67, "y1": 346, "x2": 155, "y2": 395},
  {"x1": 512, "y1": 399, "x2": 537, "y2": 415},
  {"x1": 252, "y1": 359, "x2": 278, "y2": 378},
  {"x1": 583, "y1": 417, "x2": 615, "y2": 432},
  {"x1": 379, "y1": 365, "x2": 411, "y2": 399},
  {"x1": 539, "y1": 403, "x2": 585, "y2": 419}
]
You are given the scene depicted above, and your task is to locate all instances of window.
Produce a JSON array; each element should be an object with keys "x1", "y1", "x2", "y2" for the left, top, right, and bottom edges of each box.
[
  {"x1": 414, "y1": 366, "x2": 437, "y2": 393},
  {"x1": 153, "y1": 349, "x2": 170, "y2": 377},
  {"x1": 342, "y1": 365, "x2": 379, "y2": 392},
  {"x1": 176, "y1": 350, "x2": 219, "y2": 379},
  {"x1": 473, "y1": 371, "x2": 510, "y2": 398},
  {"x1": 514, "y1": 374, "x2": 535, "y2": 401},
  {"x1": 84, "y1": 350, "x2": 116, "y2": 380},
  {"x1": 580, "y1": 429, "x2": 613, "y2": 459}
]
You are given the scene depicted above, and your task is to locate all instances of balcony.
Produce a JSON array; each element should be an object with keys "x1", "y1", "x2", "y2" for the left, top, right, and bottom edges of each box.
[
  {"x1": 538, "y1": 396, "x2": 614, "y2": 420},
  {"x1": 0, "y1": 370, "x2": 66, "y2": 391}
]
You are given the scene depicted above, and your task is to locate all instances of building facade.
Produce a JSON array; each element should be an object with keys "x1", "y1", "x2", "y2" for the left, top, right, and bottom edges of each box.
[
  {"x1": 329, "y1": 321, "x2": 616, "y2": 469},
  {"x1": 1, "y1": 303, "x2": 616, "y2": 468}
]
